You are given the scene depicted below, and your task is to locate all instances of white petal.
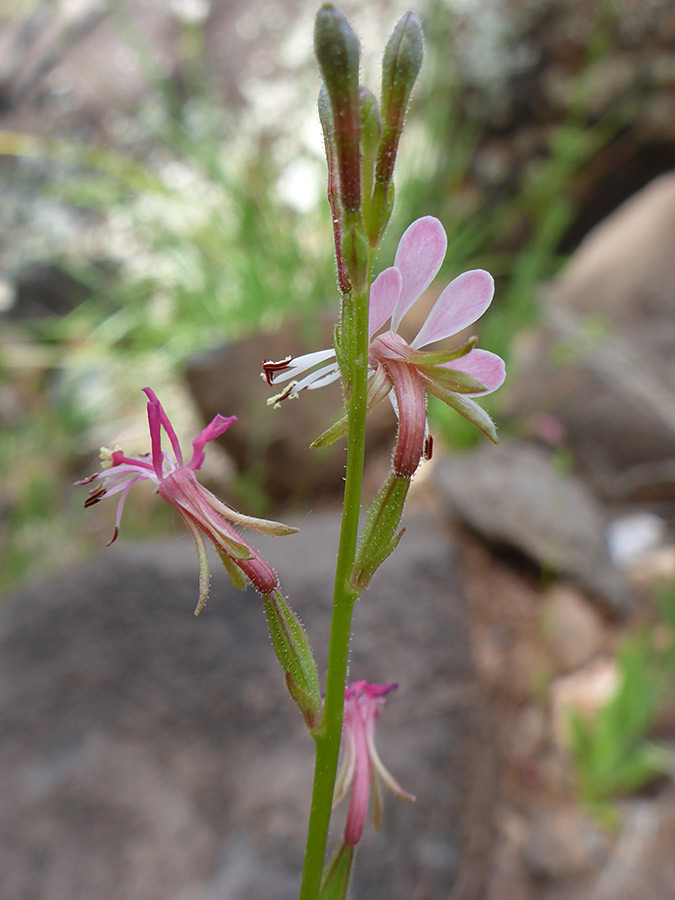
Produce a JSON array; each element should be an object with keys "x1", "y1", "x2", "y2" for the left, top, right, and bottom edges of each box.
[{"x1": 269, "y1": 348, "x2": 336, "y2": 384}]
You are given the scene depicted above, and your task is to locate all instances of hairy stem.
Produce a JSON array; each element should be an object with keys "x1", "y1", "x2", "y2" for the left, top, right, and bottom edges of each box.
[{"x1": 298, "y1": 280, "x2": 370, "y2": 900}]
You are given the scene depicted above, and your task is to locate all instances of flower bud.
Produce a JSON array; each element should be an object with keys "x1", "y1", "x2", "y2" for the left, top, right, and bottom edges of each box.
[
  {"x1": 351, "y1": 472, "x2": 410, "y2": 590},
  {"x1": 263, "y1": 590, "x2": 322, "y2": 730},
  {"x1": 367, "y1": 178, "x2": 395, "y2": 248},
  {"x1": 314, "y1": 3, "x2": 361, "y2": 215},
  {"x1": 319, "y1": 85, "x2": 350, "y2": 294},
  {"x1": 359, "y1": 86, "x2": 380, "y2": 214},
  {"x1": 376, "y1": 12, "x2": 423, "y2": 185},
  {"x1": 318, "y1": 843, "x2": 354, "y2": 900}
]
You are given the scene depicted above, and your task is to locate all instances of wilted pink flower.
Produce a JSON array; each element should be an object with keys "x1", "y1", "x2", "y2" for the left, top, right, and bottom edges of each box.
[
  {"x1": 333, "y1": 681, "x2": 414, "y2": 846},
  {"x1": 263, "y1": 216, "x2": 505, "y2": 476},
  {"x1": 77, "y1": 388, "x2": 296, "y2": 612}
]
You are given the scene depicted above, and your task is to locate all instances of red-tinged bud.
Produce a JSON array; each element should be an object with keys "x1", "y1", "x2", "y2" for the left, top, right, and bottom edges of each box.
[
  {"x1": 318, "y1": 843, "x2": 354, "y2": 900},
  {"x1": 377, "y1": 11, "x2": 423, "y2": 184},
  {"x1": 263, "y1": 591, "x2": 322, "y2": 730},
  {"x1": 351, "y1": 472, "x2": 410, "y2": 590},
  {"x1": 319, "y1": 86, "x2": 350, "y2": 295},
  {"x1": 314, "y1": 3, "x2": 361, "y2": 215}
]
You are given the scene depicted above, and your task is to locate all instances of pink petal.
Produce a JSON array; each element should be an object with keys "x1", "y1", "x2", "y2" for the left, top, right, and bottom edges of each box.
[
  {"x1": 343, "y1": 706, "x2": 371, "y2": 846},
  {"x1": 189, "y1": 413, "x2": 237, "y2": 470},
  {"x1": 410, "y1": 269, "x2": 494, "y2": 349},
  {"x1": 142, "y1": 387, "x2": 183, "y2": 467},
  {"x1": 145, "y1": 397, "x2": 165, "y2": 478},
  {"x1": 391, "y1": 216, "x2": 447, "y2": 331},
  {"x1": 444, "y1": 349, "x2": 506, "y2": 396},
  {"x1": 361, "y1": 682, "x2": 398, "y2": 700},
  {"x1": 368, "y1": 267, "x2": 402, "y2": 337}
]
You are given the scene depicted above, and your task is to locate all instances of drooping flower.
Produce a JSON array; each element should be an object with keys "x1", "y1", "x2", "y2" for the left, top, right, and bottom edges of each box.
[
  {"x1": 333, "y1": 680, "x2": 414, "y2": 846},
  {"x1": 77, "y1": 388, "x2": 297, "y2": 613},
  {"x1": 263, "y1": 216, "x2": 505, "y2": 476}
]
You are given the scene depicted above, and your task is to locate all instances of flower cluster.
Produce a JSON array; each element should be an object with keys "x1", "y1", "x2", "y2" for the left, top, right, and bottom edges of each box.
[
  {"x1": 78, "y1": 388, "x2": 296, "y2": 612},
  {"x1": 333, "y1": 680, "x2": 414, "y2": 846},
  {"x1": 264, "y1": 216, "x2": 505, "y2": 475}
]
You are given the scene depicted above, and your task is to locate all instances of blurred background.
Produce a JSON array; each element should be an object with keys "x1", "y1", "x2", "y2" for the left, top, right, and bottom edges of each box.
[
  {"x1": 2, "y1": 1, "x2": 675, "y2": 897},
  {"x1": 2, "y1": 0, "x2": 675, "y2": 581}
]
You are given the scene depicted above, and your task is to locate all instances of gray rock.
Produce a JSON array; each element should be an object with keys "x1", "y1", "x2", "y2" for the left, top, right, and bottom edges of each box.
[
  {"x1": 0, "y1": 511, "x2": 494, "y2": 900},
  {"x1": 434, "y1": 441, "x2": 631, "y2": 612},
  {"x1": 507, "y1": 173, "x2": 675, "y2": 502}
]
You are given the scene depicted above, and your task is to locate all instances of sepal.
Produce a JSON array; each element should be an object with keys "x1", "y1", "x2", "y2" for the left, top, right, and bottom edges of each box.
[
  {"x1": 263, "y1": 590, "x2": 322, "y2": 730},
  {"x1": 419, "y1": 365, "x2": 488, "y2": 394},
  {"x1": 423, "y1": 377, "x2": 499, "y2": 443}
]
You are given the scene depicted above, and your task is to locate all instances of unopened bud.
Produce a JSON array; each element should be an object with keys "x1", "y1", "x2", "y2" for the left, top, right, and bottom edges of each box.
[
  {"x1": 376, "y1": 12, "x2": 423, "y2": 185},
  {"x1": 314, "y1": 3, "x2": 361, "y2": 215},
  {"x1": 367, "y1": 178, "x2": 395, "y2": 247},
  {"x1": 351, "y1": 472, "x2": 410, "y2": 590},
  {"x1": 264, "y1": 590, "x2": 322, "y2": 730},
  {"x1": 319, "y1": 85, "x2": 350, "y2": 294},
  {"x1": 318, "y1": 843, "x2": 354, "y2": 900},
  {"x1": 359, "y1": 87, "x2": 380, "y2": 215}
]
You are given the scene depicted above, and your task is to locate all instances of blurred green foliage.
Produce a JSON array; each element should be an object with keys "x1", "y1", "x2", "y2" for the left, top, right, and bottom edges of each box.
[{"x1": 0, "y1": 0, "x2": 644, "y2": 589}]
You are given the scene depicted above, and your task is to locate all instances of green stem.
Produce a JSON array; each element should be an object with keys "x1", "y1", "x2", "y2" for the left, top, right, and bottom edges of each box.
[{"x1": 298, "y1": 283, "x2": 370, "y2": 900}]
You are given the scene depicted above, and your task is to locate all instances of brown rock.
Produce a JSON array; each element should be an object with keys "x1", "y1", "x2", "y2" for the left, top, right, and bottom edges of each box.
[
  {"x1": 550, "y1": 657, "x2": 619, "y2": 746},
  {"x1": 541, "y1": 584, "x2": 606, "y2": 674},
  {"x1": 522, "y1": 806, "x2": 611, "y2": 881}
]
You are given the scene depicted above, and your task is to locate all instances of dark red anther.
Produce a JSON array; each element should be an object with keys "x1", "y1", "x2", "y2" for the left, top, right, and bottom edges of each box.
[
  {"x1": 84, "y1": 487, "x2": 107, "y2": 507},
  {"x1": 262, "y1": 356, "x2": 293, "y2": 385}
]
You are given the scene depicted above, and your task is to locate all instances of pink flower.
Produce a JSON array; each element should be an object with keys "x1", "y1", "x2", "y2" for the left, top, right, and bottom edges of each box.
[
  {"x1": 77, "y1": 388, "x2": 297, "y2": 612},
  {"x1": 263, "y1": 216, "x2": 505, "y2": 475},
  {"x1": 333, "y1": 681, "x2": 414, "y2": 846}
]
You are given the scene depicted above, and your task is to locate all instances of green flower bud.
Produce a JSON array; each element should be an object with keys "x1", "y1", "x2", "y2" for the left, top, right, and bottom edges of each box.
[
  {"x1": 318, "y1": 843, "x2": 354, "y2": 900},
  {"x1": 263, "y1": 590, "x2": 322, "y2": 730},
  {"x1": 359, "y1": 87, "x2": 381, "y2": 216},
  {"x1": 367, "y1": 178, "x2": 395, "y2": 248},
  {"x1": 314, "y1": 4, "x2": 360, "y2": 105},
  {"x1": 351, "y1": 472, "x2": 411, "y2": 590},
  {"x1": 376, "y1": 11, "x2": 423, "y2": 185}
]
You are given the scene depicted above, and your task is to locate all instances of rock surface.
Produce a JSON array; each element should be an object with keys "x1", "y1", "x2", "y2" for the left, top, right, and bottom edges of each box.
[
  {"x1": 0, "y1": 511, "x2": 492, "y2": 900},
  {"x1": 434, "y1": 440, "x2": 631, "y2": 611},
  {"x1": 508, "y1": 173, "x2": 675, "y2": 502}
]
